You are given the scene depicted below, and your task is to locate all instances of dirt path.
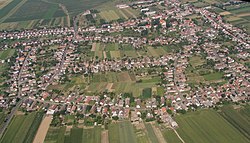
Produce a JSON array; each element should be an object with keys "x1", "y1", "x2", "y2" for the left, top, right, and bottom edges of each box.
[
  {"x1": 172, "y1": 128, "x2": 185, "y2": 143},
  {"x1": 103, "y1": 51, "x2": 107, "y2": 59},
  {"x1": 106, "y1": 83, "x2": 113, "y2": 92},
  {"x1": 101, "y1": 130, "x2": 109, "y2": 143},
  {"x1": 59, "y1": 4, "x2": 70, "y2": 27},
  {"x1": 91, "y1": 43, "x2": 97, "y2": 51},
  {"x1": 33, "y1": 115, "x2": 53, "y2": 143},
  {"x1": 151, "y1": 123, "x2": 167, "y2": 143}
]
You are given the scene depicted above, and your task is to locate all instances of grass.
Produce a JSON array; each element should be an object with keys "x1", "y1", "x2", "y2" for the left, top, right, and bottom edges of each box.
[
  {"x1": 0, "y1": 48, "x2": 15, "y2": 60},
  {"x1": 142, "y1": 88, "x2": 152, "y2": 99},
  {"x1": 219, "y1": 105, "x2": 250, "y2": 140},
  {"x1": 175, "y1": 109, "x2": 249, "y2": 143},
  {"x1": 189, "y1": 56, "x2": 205, "y2": 68},
  {"x1": 162, "y1": 128, "x2": 182, "y2": 143},
  {"x1": 203, "y1": 72, "x2": 224, "y2": 81},
  {"x1": 1, "y1": 112, "x2": 43, "y2": 143},
  {"x1": 108, "y1": 121, "x2": 137, "y2": 143}
]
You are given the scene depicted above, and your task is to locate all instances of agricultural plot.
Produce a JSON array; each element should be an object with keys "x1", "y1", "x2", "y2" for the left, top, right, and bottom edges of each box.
[
  {"x1": 64, "y1": 127, "x2": 101, "y2": 143},
  {"x1": 0, "y1": 48, "x2": 15, "y2": 60},
  {"x1": 4, "y1": 0, "x2": 65, "y2": 22},
  {"x1": 1, "y1": 112, "x2": 44, "y2": 143},
  {"x1": 50, "y1": 0, "x2": 109, "y2": 16},
  {"x1": 0, "y1": 0, "x2": 23, "y2": 20},
  {"x1": 44, "y1": 126, "x2": 66, "y2": 143},
  {"x1": 98, "y1": 7, "x2": 139, "y2": 22},
  {"x1": 175, "y1": 109, "x2": 249, "y2": 143},
  {"x1": 108, "y1": 121, "x2": 137, "y2": 143},
  {"x1": 144, "y1": 123, "x2": 160, "y2": 143},
  {"x1": 162, "y1": 128, "x2": 182, "y2": 143},
  {"x1": 147, "y1": 47, "x2": 167, "y2": 57},
  {"x1": 134, "y1": 123, "x2": 151, "y2": 143},
  {"x1": 219, "y1": 105, "x2": 250, "y2": 140}
]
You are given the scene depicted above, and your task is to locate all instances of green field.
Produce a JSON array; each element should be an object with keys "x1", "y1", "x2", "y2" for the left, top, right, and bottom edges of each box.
[
  {"x1": 1, "y1": 112, "x2": 44, "y2": 143},
  {"x1": 162, "y1": 128, "x2": 182, "y2": 143},
  {"x1": 175, "y1": 109, "x2": 249, "y2": 143},
  {"x1": 219, "y1": 105, "x2": 250, "y2": 140},
  {"x1": 108, "y1": 121, "x2": 137, "y2": 143},
  {"x1": 144, "y1": 123, "x2": 159, "y2": 143},
  {"x1": 0, "y1": 48, "x2": 15, "y2": 60},
  {"x1": 45, "y1": 126, "x2": 66, "y2": 143}
]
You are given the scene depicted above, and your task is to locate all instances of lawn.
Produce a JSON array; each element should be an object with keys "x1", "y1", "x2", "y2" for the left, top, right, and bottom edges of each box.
[
  {"x1": 1, "y1": 112, "x2": 44, "y2": 143},
  {"x1": 219, "y1": 105, "x2": 250, "y2": 140},
  {"x1": 108, "y1": 121, "x2": 137, "y2": 143},
  {"x1": 175, "y1": 109, "x2": 249, "y2": 143}
]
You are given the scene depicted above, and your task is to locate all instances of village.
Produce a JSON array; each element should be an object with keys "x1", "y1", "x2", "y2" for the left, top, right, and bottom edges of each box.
[{"x1": 0, "y1": 0, "x2": 249, "y2": 133}]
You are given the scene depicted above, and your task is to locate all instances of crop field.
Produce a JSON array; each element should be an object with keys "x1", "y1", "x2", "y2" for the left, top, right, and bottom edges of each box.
[
  {"x1": 108, "y1": 121, "x2": 137, "y2": 143},
  {"x1": 87, "y1": 71, "x2": 161, "y2": 96},
  {"x1": 47, "y1": 126, "x2": 102, "y2": 143},
  {"x1": 175, "y1": 109, "x2": 249, "y2": 143},
  {"x1": 0, "y1": 0, "x2": 23, "y2": 20},
  {"x1": 219, "y1": 105, "x2": 250, "y2": 140},
  {"x1": 98, "y1": 3, "x2": 139, "y2": 22},
  {"x1": 1, "y1": 112, "x2": 44, "y2": 143},
  {"x1": 51, "y1": 0, "x2": 109, "y2": 16},
  {"x1": 4, "y1": 0, "x2": 65, "y2": 22},
  {"x1": 0, "y1": 48, "x2": 15, "y2": 60},
  {"x1": 147, "y1": 47, "x2": 167, "y2": 57},
  {"x1": 144, "y1": 123, "x2": 159, "y2": 143},
  {"x1": 44, "y1": 126, "x2": 66, "y2": 143},
  {"x1": 134, "y1": 123, "x2": 151, "y2": 143},
  {"x1": 0, "y1": 112, "x2": 6, "y2": 128},
  {"x1": 162, "y1": 128, "x2": 182, "y2": 143}
]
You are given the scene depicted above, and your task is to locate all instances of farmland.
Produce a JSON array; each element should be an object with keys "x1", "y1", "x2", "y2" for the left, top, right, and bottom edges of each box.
[
  {"x1": 108, "y1": 121, "x2": 137, "y2": 143},
  {"x1": 98, "y1": 7, "x2": 139, "y2": 22},
  {"x1": 162, "y1": 128, "x2": 182, "y2": 143},
  {"x1": 0, "y1": 112, "x2": 44, "y2": 143},
  {"x1": 175, "y1": 109, "x2": 249, "y2": 143},
  {"x1": 219, "y1": 105, "x2": 250, "y2": 140},
  {"x1": 86, "y1": 71, "x2": 161, "y2": 97},
  {"x1": 45, "y1": 126, "x2": 102, "y2": 143}
]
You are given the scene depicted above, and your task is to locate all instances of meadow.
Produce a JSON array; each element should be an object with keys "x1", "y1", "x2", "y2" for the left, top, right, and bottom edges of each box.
[
  {"x1": 0, "y1": 112, "x2": 44, "y2": 143},
  {"x1": 175, "y1": 109, "x2": 249, "y2": 143}
]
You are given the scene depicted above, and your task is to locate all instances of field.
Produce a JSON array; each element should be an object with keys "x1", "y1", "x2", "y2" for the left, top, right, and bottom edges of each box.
[
  {"x1": 0, "y1": 0, "x2": 111, "y2": 29},
  {"x1": 219, "y1": 105, "x2": 250, "y2": 140},
  {"x1": 44, "y1": 126, "x2": 66, "y2": 143},
  {"x1": 108, "y1": 121, "x2": 137, "y2": 143},
  {"x1": 175, "y1": 109, "x2": 249, "y2": 143},
  {"x1": 45, "y1": 126, "x2": 102, "y2": 143},
  {"x1": 162, "y1": 128, "x2": 182, "y2": 143},
  {"x1": 1, "y1": 112, "x2": 44, "y2": 143},
  {"x1": 86, "y1": 71, "x2": 161, "y2": 97},
  {"x1": 98, "y1": 7, "x2": 139, "y2": 22},
  {"x1": 186, "y1": 55, "x2": 225, "y2": 86},
  {"x1": 0, "y1": 48, "x2": 15, "y2": 60}
]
